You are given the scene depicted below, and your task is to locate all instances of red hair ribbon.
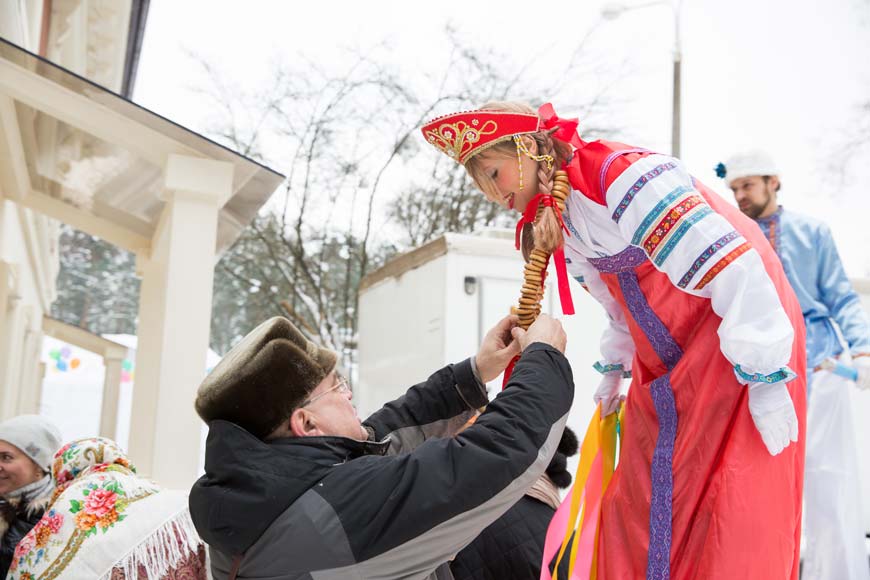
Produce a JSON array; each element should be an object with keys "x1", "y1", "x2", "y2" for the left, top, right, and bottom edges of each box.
[
  {"x1": 538, "y1": 103, "x2": 591, "y2": 198},
  {"x1": 513, "y1": 193, "x2": 576, "y2": 316},
  {"x1": 502, "y1": 194, "x2": 577, "y2": 390},
  {"x1": 513, "y1": 193, "x2": 570, "y2": 250},
  {"x1": 538, "y1": 103, "x2": 585, "y2": 149}
]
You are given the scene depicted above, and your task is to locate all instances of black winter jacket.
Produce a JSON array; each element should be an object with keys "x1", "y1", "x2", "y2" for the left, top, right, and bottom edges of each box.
[
  {"x1": 450, "y1": 495, "x2": 566, "y2": 580},
  {"x1": 189, "y1": 343, "x2": 573, "y2": 580},
  {"x1": 0, "y1": 493, "x2": 48, "y2": 577},
  {"x1": 451, "y1": 425, "x2": 579, "y2": 580}
]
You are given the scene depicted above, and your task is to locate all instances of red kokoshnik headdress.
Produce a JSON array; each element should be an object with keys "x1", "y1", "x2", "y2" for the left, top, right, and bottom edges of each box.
[
  {"x1": 420, "y1": 110, "x2": 540, "y2": 165},
  {"x1": 421, "y1": 102, "x2": 584, "y2": 332},
  {"x1": 420, "y1": 103, "x2": 585, "y2": 165}
]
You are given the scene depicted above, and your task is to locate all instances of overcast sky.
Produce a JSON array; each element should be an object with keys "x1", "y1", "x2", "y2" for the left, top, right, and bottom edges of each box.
[{"x1": 134, "y1": 0, "x2": 870, "y2": 275}]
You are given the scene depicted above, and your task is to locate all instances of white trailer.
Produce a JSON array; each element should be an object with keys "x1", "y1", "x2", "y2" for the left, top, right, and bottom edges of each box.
[{"x1": 357, "y1": 229, "x2": 608, "y2": 479}]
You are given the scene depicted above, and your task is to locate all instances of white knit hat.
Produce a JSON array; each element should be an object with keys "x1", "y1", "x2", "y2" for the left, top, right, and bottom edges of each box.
[
  {"x1": 717, "y1": 150, "x2": 779, "y2": 187},
  {"x1": 0, "y1": 414, "x2": 62, "y2": 472}
]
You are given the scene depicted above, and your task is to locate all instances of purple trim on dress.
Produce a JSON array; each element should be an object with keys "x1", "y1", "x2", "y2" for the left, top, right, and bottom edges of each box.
[
  {"x1": 617, "y1": 272, "x2": 683, "y2": 370},
  {"x1": 590, "y1": 260, "x2": 682, "y2": 579},
  {"x1": 599, "y1": 148, "x2": 650, "y2": 197},
  {"x1": 587, "y1": 245, "x2": 648, "y2": 273},
  {"x1": 676, "y1": 230, "x2": 742, "y2": 289},
  {"x1": 646, "y1": 373, "x2": 678, "y2": 580},
  {"x1": 611, "y1": 162, "x2": 679, "y2": 224}
]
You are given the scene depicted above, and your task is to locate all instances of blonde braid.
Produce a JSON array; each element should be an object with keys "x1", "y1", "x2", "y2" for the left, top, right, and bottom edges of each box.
[
  {"x1": 513, "y1": 133, "x2": 571, "y2": 330},
  {"x1": 533, "y1": 133, "x2": 565, "y2": 253}
]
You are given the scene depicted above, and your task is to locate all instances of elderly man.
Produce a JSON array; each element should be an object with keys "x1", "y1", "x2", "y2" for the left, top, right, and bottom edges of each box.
[
  {"x1": 189, "y1": 313, "x2": 573, "y2": 580},
  {"x1": 721, "y1": 150, "x2": 870, "y2": 580}
]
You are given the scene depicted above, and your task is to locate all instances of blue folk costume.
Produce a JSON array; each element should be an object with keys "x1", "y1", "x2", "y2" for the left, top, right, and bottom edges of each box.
[{"x1": 755, "y1": 207, "x2": 870, "y2": 368}]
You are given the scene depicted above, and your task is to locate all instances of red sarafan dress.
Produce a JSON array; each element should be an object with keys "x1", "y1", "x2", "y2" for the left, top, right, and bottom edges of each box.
[{"x1": 560, "y1": 141, "x2": 806, "y2": 580}]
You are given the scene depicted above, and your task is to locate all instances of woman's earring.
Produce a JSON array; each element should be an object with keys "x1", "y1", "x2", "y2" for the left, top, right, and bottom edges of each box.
[
  {"x1": 514, "y1": 136, "x2": 524, "y2": 191},
  {"x1": 515, "y1": 135, "x2": 554, "y2": 172}
]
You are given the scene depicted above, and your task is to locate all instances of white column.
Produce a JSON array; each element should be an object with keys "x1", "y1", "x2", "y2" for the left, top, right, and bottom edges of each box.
[
  {"x1": 0, "y1": 294, "x2": 24, "y2": 419},
  {"x1": 99, "y1": 352, "x2": 124, "y2": 440},
  {"x1": 0, "y1": 262, "x2": 12, "y2": 420},
  {"x1": 34, "y1": 361, "x2": 46, "y2": 412},
  {"x1": 14, "y1": 318, "x2": 42, "y2": 415},
  {"x1": 127, "y1": 155, "x2": 233, "y2": 489}
]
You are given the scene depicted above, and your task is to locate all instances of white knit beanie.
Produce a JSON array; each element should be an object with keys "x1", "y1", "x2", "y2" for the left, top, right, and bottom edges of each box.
[
  {"x1": 0, "y1": 415, "x2": 62, "y2": 472},
  {"x1": 717, "y1": 150, "x2": 779, "y2": 187}
]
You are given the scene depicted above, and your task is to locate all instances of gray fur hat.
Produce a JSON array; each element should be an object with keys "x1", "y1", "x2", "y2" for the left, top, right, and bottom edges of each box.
[
  {"x1": 194, "y1": 317, "x2": 337, "y2": 439},
  {"x1": 0, "y1": 415, "x2": 62, "y2": 472}
]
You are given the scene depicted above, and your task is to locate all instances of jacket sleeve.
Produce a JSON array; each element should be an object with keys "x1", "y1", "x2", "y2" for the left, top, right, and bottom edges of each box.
[
  {"x1": 815, "y1": 224, "x2": 870, "y2": 355},
  {"x1": 314, "y1": 343, "x2": 574, "y2": 579},
  {"x1": 363, "y1": 358, "x2": 488, "y2": 455}
]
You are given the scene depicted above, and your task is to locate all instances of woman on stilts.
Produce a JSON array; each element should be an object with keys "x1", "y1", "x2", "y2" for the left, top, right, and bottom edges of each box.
[{"x1": 421, "y1": 102, "x2": 806, "y2": 579}]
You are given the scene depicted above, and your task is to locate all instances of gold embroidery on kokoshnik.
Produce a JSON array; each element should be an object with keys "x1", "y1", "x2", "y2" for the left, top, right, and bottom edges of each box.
[{"x1": 423, "y1": 119, "x2": 498, "y2": 164}]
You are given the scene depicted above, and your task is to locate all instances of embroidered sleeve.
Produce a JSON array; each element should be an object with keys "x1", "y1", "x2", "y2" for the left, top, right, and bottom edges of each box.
[
  {"x1": 601, "y1": 153, "x2": 795, "y2": 383},
  {"x1": 569, "y1": 259, "x2": 635, "y2": 377}
]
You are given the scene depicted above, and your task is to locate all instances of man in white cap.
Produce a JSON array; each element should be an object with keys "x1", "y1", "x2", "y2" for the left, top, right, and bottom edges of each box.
[{"x1": 719, "y1": 151, "x2": 870, "y2": 580}]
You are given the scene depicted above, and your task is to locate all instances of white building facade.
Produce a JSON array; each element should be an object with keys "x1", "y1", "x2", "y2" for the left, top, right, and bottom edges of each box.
[{"x1": 0, "y1": 1, "x2": 283, "y2": 489}]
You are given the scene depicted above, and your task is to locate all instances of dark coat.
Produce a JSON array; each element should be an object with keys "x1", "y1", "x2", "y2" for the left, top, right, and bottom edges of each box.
[
  {"x1": 0, "y1": 494, "x2": 48, "y2": 577},
  {"x1": 450, "y1": 495, "x2": 558, "y2": 580},
  {"x1": 451, "y1": 427, "x2": 579, "y2": 580},
  {"x1": 189, "y1": 343, "x2": 573, "y2": 580}
]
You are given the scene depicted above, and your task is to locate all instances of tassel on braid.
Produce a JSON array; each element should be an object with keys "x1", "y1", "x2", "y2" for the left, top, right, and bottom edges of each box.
[{"x1": 533, "y1": 134, "x2": 565, "y2": 253}]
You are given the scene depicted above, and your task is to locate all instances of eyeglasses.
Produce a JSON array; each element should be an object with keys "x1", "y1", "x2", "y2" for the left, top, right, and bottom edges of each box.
[{"x1": 300, "y1": 375, "x2": 351, "y2": 408}]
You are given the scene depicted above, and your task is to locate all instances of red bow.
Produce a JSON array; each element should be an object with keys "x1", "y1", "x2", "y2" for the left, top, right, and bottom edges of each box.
[
  {"x1": 502, "y1": 194, "x2": 576, "y2": 390},
  {"x1": 538, "y1": 103, "x2": 590, "y2": 194},
  {"x1": 514, "y1": 194, "x2": 569, "y2": 250},
  {"x1": 538, "y1": 103, "x2": 585, "y2": 148},
  {"x1": 513, "y1": 193, "x2": 576, "y2": 316}
]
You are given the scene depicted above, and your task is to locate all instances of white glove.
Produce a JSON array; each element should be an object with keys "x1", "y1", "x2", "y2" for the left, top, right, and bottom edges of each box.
[
  {"x1": 594, "y1": 373, "x2": 625, "y2": 416},
  {"x1": 747, "y1": 382, "x2": 798, "y2": 456},
  {"x1": 854, "y1": 356, "x2": 870, "y2": 390}
]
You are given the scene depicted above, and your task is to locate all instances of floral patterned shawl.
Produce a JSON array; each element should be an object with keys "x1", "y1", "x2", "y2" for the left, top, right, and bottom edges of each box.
[{"x1": 7, "y1": 438, "x2": 204, "y2": 580}]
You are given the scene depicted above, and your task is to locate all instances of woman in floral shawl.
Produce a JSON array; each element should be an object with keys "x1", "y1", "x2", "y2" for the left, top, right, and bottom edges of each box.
[{"x1": 7, "y1": 437, "x2": 205, "y2": 580}]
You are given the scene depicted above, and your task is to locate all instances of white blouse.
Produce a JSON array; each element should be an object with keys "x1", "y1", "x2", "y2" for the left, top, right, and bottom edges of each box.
[{"x1": 561, "y1": 153, "x2": 795, "y2": 385}]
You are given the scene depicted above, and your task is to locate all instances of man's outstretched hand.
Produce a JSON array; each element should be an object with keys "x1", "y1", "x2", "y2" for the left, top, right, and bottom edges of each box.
[
  {"x1": 510, "y1": 314, "x2": 567, "y2": 354},
  {"x1": 475, "y1": 315, "x2": 522, "y2": 383}
]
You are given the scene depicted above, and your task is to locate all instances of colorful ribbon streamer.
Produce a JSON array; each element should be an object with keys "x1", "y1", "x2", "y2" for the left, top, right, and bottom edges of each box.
[{"x1": 541, "y1": 403, "x2": 623, "y2": 580}]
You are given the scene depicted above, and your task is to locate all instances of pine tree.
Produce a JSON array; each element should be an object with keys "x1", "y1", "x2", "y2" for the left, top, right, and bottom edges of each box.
[{"x1": 51, "y1": 226, "x2": 140, "y2": 335}]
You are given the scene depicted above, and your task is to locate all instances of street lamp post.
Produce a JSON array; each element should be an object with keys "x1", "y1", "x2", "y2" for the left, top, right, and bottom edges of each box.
[{"x1": 602, "y1": 0, "x2": 684, "y2": 158}]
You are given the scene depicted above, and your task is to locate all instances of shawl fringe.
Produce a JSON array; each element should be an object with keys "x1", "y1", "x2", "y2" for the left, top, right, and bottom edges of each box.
[{"x1": 99, "y1": 508, "x2": 203, "y2": 580}]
